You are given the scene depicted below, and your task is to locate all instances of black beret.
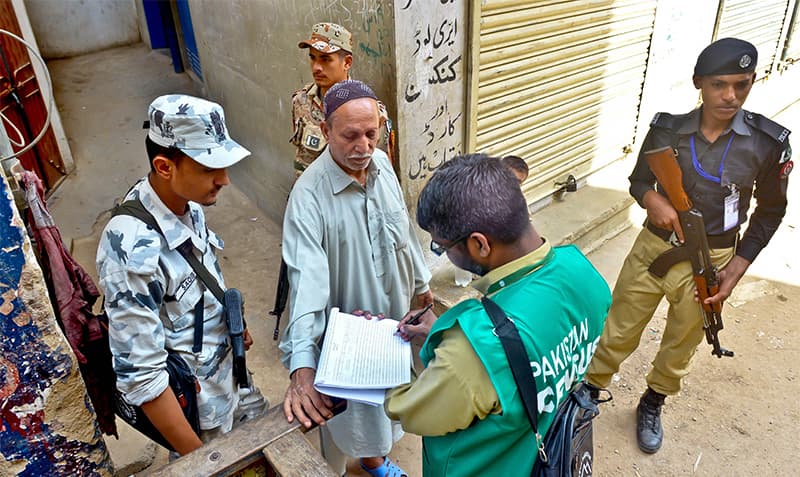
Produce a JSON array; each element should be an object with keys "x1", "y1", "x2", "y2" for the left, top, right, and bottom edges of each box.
[{"x1": 694, "y1": 37, "x2": 757, "y2": 76}]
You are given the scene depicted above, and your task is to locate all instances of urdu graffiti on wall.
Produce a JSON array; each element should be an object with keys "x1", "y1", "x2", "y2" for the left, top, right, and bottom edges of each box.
[
  {"x1": 409, "y1": 99, "x2": 463, "y2": 180},
  {"x1": 401, "y1": 0, "x2": 456, "y2": 9},
  {"x1": 412, "y1": 18, "x2": 459, "y2": 57},
  {"x1": 356, "y1": 0, "x2": 393, "y2": 73},
  {"x1": 303, "y1": 0, "x2": 393, "y2": 74},
  {"x1": 405, "y1": 16, "x2": 460, "y2": 99},
  {"x1": 397, "y1": 0, "x2": 465, "y2": 182}
]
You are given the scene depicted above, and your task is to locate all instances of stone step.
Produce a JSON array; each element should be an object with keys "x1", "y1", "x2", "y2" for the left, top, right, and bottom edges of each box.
[{"x1": 533, "y1": 158, "x2": 639, "y2": 255}]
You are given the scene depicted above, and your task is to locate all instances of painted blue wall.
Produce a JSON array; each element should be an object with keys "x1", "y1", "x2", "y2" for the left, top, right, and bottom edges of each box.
[{"x1": 0, "y1": 176, "x2": 112, "y2": 475}]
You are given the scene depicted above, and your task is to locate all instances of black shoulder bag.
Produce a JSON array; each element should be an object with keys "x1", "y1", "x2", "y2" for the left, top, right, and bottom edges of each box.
[
  {"x1": 107, "y1": 199, "x2": 234, "y2": 451},
  {"x1": 481, "y1": 296, "x2": 606, "y2": 477}
]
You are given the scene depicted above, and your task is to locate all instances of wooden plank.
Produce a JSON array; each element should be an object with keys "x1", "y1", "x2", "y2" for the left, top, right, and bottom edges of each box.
[
  {"x1": 262, "y1": 429, "x2": 337, "y2": 477},
  {"x1": 149, "y1": 400, "x2": 347, "y2": 476},
  {"x1": 147, "y1": 406, "x2": 302, "y2": 477}
]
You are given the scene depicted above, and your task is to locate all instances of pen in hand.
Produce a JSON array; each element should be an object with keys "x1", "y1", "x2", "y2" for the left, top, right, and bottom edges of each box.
[{"x1": 396, "y1": 303, "x2": 434, "y2": 335}]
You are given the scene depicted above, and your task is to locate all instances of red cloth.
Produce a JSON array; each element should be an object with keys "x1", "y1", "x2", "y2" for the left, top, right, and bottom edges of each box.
[
  {"x1": 20, "y1": 171, "x2": 101, "y2": 361},
  {"x1": 20, "y1": 171, "x2": 117, "y2": 437}
]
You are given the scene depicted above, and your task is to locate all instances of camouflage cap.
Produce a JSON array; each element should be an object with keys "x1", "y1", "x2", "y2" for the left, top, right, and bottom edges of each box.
[
  {"x1": 147, "y1": 94, "x2": 250, "y2": 169},
  {"x1": 298, "y1": 22, "x2": 353, "y2": 54}
]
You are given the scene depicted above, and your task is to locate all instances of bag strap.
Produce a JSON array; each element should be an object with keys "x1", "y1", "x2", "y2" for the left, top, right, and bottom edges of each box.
[
  {"x1": 113, "y1": 199, "x2": 226, "y2": 352},
  {"x1": 114, "y1": 199, "x2": 226, "y2": 302},
  {"x1": 480, "y1": 296, "x2": 548, "y2": 462},
  {"x1": 175, "y1": 240, "x2": 225, "y2": 303}
]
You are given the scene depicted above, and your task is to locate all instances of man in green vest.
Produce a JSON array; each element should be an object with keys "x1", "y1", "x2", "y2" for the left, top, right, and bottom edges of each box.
[{"x1": 385, "y1": 154, "x2": 611, "y2": 476}]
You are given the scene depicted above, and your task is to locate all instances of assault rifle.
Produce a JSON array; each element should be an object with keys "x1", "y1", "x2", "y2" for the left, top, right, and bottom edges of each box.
[{"x1": 645, "y1": 146, "x2": 734, "y2": 358}]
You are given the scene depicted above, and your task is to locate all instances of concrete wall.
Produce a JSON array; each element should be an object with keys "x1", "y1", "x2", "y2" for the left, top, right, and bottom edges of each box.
[
  {"x1": 187, "y1": 0, "x2": 397, "y2": 224},
  {"x1": 23, "y1": 0, "x2": 139, "y2": 59},
  {"x1": 392, "y1": 0, "x2": 468, "y2": 265},
  {"x1": 11, "y1": 0, "x2": 75, "y2": 174},
  {"x1": 0, "y1": 171, "x2": 113, "y2": 476},
  {"x1": 635, "y1": 0, "x2": 720, "y2": 148},
  {"x1": 135, "y1": 0, "x2": 151, "y2": 50}
]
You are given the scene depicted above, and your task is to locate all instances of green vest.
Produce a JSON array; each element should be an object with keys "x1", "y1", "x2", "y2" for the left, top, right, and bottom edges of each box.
[{"x1": 419, "y1": 245, "x2": 611, "y2": 477}]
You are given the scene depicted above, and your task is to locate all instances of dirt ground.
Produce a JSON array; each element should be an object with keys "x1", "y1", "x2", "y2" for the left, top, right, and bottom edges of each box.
[
  {"x1": 589, "y1": 275, "x2": 799, "y2": 476},
  {"x1": 48, "y1": 44, "x2": 799, "y2": 476}
]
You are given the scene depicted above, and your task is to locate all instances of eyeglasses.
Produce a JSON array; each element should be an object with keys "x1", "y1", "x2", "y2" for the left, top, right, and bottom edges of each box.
[{"x1": 430, "y1": 234, "x2": 469, "y2": 256}]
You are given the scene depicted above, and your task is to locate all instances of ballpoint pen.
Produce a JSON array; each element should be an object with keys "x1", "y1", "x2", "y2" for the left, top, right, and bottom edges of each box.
[{"x1": 396, "y1": 303, "x2": 434, "y2": 335}]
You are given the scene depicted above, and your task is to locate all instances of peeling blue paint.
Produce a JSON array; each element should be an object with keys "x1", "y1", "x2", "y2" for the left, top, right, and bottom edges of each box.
[{"x1": 0, "y1": 177, "x2": 112, "y2": 475}]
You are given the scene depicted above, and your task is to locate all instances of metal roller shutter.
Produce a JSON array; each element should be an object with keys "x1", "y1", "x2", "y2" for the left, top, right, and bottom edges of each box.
[
  {"x1": 714, "y1": 0, "x2": 791, "y2": 77},
  {"x1": 782, "y1": 2, "x2": 800, "y2": 62},
  {"x1": 470, "y1": 0, "x2": 657, "y2": 207}
]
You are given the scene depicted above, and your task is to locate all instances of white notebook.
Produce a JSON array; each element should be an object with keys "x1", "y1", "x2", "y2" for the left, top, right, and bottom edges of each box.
[{"x1": 314, "y1": 308, "x2": 412, "y2": 406}]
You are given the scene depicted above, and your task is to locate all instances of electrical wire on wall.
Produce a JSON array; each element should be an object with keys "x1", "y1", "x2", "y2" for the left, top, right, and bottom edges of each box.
[
  {"x1": 1, "y1": 105, "x2": 25, "y2": 147},
  {"x1": 0, "y1": 28, "x2": 54, "y2": 162}
]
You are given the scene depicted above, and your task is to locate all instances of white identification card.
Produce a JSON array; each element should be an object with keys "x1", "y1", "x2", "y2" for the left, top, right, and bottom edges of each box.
[{"x1": 723, "y1": 188, "x2": 739, "y2": 231}]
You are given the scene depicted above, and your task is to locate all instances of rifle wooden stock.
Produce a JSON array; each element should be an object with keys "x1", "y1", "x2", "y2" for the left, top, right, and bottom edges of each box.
[
  {"x1": 645, "y1": 148, "x2": 734, "y2": 358},
  {"x1": 645, "y1": 146, "x2": 692, "y2": 212}
]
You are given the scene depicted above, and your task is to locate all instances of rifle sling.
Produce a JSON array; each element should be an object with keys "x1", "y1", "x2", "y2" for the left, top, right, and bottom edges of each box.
[
  {"x1": 176, "y1": 240, "x2": 226, "y2": 353},
  {"x1": 645, "y1": 222, "x2": 738, "y2": 278},
  {"x1": 648, "y1": 246, "x2": 691, "y2": 278}
]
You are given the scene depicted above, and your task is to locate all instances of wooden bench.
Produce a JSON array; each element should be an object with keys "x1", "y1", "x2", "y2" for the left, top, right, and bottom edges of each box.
[{"x1": 147, "y1": 404, "x2": 340, "y2": 477}]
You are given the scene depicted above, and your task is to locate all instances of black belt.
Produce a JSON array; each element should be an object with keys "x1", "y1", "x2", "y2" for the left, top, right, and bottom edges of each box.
[{"x1": 645, "y1": 221, "x2": 737, "y2": 249}]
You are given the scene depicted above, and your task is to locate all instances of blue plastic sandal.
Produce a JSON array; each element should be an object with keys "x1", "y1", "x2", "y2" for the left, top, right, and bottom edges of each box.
[{"x1": 360, "y1": 457, "x2": 408, "y2": 477}]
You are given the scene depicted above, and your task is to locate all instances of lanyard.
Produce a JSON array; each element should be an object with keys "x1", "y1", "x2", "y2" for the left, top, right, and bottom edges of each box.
[
  {"x1": 690, "y1": 134, "x2": 734, "y2": 183},
  {"x1": 485, "y1": 247, "x2": 554, "y2": 296}
]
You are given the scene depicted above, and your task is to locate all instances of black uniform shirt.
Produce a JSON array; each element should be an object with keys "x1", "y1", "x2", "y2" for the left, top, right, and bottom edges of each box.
[{"x1": 629, "y1": 107, "x2": 791, "y2": 262}]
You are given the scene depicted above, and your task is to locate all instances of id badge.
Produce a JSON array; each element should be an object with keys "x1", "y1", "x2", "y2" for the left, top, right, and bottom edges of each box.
[{"x1": 723, "y1": 186, "x2": 739, "y2": 231}]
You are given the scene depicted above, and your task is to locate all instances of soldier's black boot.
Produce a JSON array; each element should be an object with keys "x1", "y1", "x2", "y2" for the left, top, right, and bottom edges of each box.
[{"x1": 637, "y1": 387, "x2": 666, "y2": 453}]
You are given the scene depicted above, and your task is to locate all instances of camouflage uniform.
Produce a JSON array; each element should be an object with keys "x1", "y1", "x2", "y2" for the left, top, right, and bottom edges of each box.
[
  {"x1": 96, "y1": 95, "x2": 251, "y2": 435},
  {"x1": 289, "y1": 83, "x2": 327, "y2": 174},
  {"x1": 291, "y1": 22, "x2": 392, "y2": 176},
  {"x1": 97, "y1": 178, "x2": 237, "y2": 432},
  {"x1": 290, "y1": 83, "x2": 391, "y2": 175}
]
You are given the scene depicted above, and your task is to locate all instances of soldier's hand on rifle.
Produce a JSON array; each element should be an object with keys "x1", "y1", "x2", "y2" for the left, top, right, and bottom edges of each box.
[
  {"x1": 643, "y1": 190, "x2": 685, "y2": 243},
  {"x1": 695, "y1": 255, "x2": 751, "y2": 306},
  {"x1": 284, "y1": 367, "x2": 334, "y2": 428}
]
